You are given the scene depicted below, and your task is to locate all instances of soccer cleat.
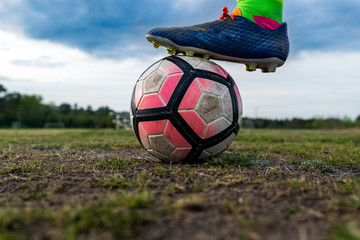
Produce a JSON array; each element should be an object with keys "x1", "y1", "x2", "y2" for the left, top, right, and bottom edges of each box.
[{"x1": 146, "y1": 7, "x2": 289, "y2": 72}]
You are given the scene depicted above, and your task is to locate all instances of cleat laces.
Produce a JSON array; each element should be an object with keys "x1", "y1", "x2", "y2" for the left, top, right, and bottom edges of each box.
[{"x1": 219, "y1": 6, "x2": 235, "y2": 21}]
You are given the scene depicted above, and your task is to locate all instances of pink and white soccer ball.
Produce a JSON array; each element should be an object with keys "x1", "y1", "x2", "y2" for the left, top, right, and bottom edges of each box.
[{"x1": 130, "y1": 56, "x2": 242, "y2": 163}]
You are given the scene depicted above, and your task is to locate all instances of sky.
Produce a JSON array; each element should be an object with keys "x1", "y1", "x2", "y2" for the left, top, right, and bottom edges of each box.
[{"x1": 0, "y1": 0, "x2": 359, "y2": 119}]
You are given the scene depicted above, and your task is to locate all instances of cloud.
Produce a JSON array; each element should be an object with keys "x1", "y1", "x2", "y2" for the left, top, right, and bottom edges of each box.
[
  {"x1": 218, "y1": 51, "x2": 360, "y2": 119},
  {"x1": 0, "y1": 0, "x2": 21, "y2": 10},
  {"x1": 4, "y1": 0, "x2": 359, "y2": 58},
  {"x1": 0, "y1": 76, "x2": 12, "y2": 81},
  {"x1": 11, "y1": 58, "x2": 65, "y2": 68},
  {"x1": 0, "y1": 1, "x2": 359, "y2": 119},
  {"x1": 172, "y1": 0, "x2": 207, "y2": 12},
  {"x1": 285, "y1": 0, "x2": 360, "y2": 53},
  {"x1": 0, "y1": 28, "x2": 163, "y2": 110},
  {"x1": 1, "y1": 27, "x2": 359, "y2": 119}
]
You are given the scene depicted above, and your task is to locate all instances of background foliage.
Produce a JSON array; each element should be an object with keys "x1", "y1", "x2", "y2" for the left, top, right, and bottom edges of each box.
[
  {"x1": 0, "y1": 84, "x2": 126, "y2": 128},
  {"x1": 0, "y1": 84, "x2": 359, "y2": 129}
]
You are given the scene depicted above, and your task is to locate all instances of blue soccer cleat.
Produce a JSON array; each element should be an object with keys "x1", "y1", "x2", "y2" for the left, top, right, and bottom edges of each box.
[{"x1": 146, "y1": 7, "x2": 290, "y2": 72}]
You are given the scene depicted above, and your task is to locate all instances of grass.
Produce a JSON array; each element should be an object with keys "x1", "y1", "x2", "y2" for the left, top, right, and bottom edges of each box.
[
  {"x1": 0, "y1": 192, "x2": 154, "y2": 240},
  {"x1": 0, "y1": 129, "x2": 139, "y2": 150},
  {"x1": 0, "y1": 128, "x2": 359, "y2": 240},
  {"x1": 300, "y1": 160, "x2": 337, "y2": 173},
  {"x1": 329, "y1": 221, "x2": 360, "y2": 240},
  {"x1": 95, "y1": 157, "x2": 131, "y2": 170},
  {"x1": 205, "y1": 153, "x2": 270, "y2": 167}
]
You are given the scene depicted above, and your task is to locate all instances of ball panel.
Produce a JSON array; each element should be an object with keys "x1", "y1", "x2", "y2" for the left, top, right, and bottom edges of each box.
[
  {"x1": 138, "y1": 125, "x2": 150, "y2": 149},
  {"x1": 159, "y1": 73, "x2": 183, "y2": 104},
  {"x1": 205, "y1": 133, "x2": 235, "y2": 156},
  {"x1": 169, "y1": 148, "x2": 192, "y2": 163},
  {"x1": 134, "y1": 81, "x2": 143, "y2": 108},
  {"x1": 198, "y1": 150, "x2": 211, "y2": 160},
  {"x1": 148, "y1": 135, "x2": 175, "y2": 156},
  {"x1": 139, "y1": 60, "x2": 162, "y2": 80},
  {"x1": 218, "y1": 65, "x2": 228, "y2": 78},
  {"x1": 148, "y1": 149, "x2": 169, "y2": 162},
  {"x1": 204, "y1": 117, "x2": 232, "y2": 139},
  {"x1": 176, "y1": 56, "x2": 201, "y2": 68},
  {"x1": 179, "y1": 110, "x2": 206, "y2": 138},
  {"x1": 234, "y1": 84, "x2": 243, "y2": 124},
  {"x1": 143, "y1": 69, "x2": 167, "y2": 94},
  {"x1": 138, "y1": 94, "x2": 165, "y2": 110},
  {"x1": 139, "y1": 120, "x2": 167, "y2": 135},
  {"x1": 130, "y1": 116, "x2": 135, "y2": 132},
  {"x1": 196, "y1": 61, "x2": 227, "y2": 78},
  {"x1": 159, "y1": 60, "x2": 183, "y2": 75},
  {"x1": 178, "y1": 80, "x2": 202, "y2": 110},
  {"x1": 195, "y1": 93, "x2": 223, "y2": 124},
  {"x1": 197, "y1": 78, "x2": 226, "y2": 94},
  {"x1": 226, "y1": 133, "x2": 237, "y2": 148},
  {"x1": 221, "y1": 89, "x2": 234, "y2": 122},
  {"x1": 164, "y1": 121, "x2": 191, "y2": 147}
]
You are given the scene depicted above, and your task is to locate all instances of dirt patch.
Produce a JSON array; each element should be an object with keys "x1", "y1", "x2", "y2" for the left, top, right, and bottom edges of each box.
[
  {"x1": 1, "y1": 129, "x2": 360, "y2": 240},
  {"x1": 1, "y1": 146, "x2": 359, "y2": 240}
]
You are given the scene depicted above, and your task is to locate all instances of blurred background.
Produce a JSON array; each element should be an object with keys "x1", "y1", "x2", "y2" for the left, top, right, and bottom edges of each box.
[{"x1": 0, "y1": 0, "x2": 359, "y2": 128}]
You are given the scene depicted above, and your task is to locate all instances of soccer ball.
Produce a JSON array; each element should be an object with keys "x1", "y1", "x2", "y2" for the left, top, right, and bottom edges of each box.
[{"x1": 130, "y1": 56, "x2": 242, "y2": 163}]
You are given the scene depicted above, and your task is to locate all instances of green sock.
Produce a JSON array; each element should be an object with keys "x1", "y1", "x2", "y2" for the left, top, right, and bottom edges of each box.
[{"x1": 235, "y1": 0, "x2": 283, "y2": 27}]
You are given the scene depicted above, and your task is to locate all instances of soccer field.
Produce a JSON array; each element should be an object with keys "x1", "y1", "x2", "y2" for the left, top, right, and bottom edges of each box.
[{"x1": 0, "y1": 129, "x2": 359, "y2": 240}]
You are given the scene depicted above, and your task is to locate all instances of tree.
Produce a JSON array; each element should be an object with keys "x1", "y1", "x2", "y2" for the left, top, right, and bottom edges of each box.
[
  {"x1": 59, "y1": 103, "x2": 72, "y2": 115},
  {"x1": 0, "y1": 84, "x2": 6, "y2": 94}
]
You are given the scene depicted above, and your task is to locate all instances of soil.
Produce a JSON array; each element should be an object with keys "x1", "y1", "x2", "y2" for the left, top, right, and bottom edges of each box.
[{"x1": 1, "y1": 146, "x2": 359, "y2": 240}]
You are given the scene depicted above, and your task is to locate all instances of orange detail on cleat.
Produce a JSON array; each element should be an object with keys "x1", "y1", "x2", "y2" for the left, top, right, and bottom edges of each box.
[
  {"x1": 219, "y1": 7, "x2": 235, "y2": 21},
  {"x1": 232, "y1": 7, "x2": 241, "y2": 16}
]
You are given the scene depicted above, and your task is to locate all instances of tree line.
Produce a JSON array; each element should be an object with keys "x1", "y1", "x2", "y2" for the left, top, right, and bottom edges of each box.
[
  {"x1": 0, "y1": 84, "x2": 128, "y2": 128},
  {"x1": 0, "y1": 84, "x2": 359, "y2": 129},
  {"x1": 242, "y1": 117, "x2": 360, "y2": 129}
]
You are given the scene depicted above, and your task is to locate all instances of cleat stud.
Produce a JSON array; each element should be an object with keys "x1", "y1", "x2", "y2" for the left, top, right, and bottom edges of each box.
[
  {"x1": 152, "y1": 42, "x2": 159, "y2": 49},
  {"x1": 166, "y1": 48, "x2": 177, "y2": 55},
  {"x1": 262, "y1": 63, "x2": 277, "y2": 73},
  {"x1": 203, "y1": 55, "x2": 210, "y2": 60},
  {"x1": 186, "y1": 51, "x2": 194, "y2": 57},
  {"x1": 246, "y1": 63, "x2": 257, "y2": 72},
  {"x1": 267, "y1": 63, "x2": 278, "y2": 73}
]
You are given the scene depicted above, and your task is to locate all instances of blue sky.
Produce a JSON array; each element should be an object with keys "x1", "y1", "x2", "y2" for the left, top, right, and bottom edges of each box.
[
  {"x1": 0, "y1": 0, "x2": 359, "y2": 119},
  {"x1": 2, "y1": 0, "x2": 359, "y2": 56}
]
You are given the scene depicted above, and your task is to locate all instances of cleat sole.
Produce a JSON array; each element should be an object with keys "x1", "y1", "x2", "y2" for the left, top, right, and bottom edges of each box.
[{"x1": 146, "y1": 35, "x2": 285, "y2": 73}]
